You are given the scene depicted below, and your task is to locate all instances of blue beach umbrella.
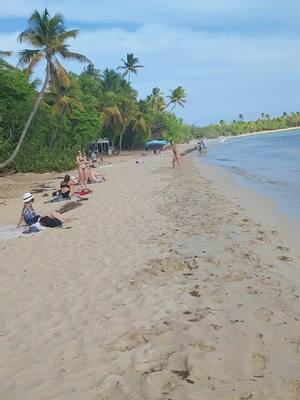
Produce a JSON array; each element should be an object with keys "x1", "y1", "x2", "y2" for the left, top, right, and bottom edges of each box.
[{"x1": 144, "y1": 139, "x2": 170, "y2": 149}]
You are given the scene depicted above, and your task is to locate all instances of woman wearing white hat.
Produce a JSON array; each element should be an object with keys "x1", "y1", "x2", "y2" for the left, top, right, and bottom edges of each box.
[{"x1": 17, "y1": 192, "x2": 71, "y2": 228}]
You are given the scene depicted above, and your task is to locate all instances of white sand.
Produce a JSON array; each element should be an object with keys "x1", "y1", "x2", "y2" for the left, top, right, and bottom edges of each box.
[{"x1": 1, "y1": 149, "x2": 300, "y2": 399}]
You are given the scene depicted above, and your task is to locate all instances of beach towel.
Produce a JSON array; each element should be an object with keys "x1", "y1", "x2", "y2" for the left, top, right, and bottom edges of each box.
[
  {"x1": 0, "y1": 223, "x2": 43, "y2": 240},
  {"x1": 0, "y1": 225, "x2": 24, "y2": 240},
  {"x1": 56, "y1": 200, "x2": 82, "y2": 214}
]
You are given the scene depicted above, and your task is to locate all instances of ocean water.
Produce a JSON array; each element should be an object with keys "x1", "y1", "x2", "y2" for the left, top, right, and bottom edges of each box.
[{"x1": 203, "y1": 129, "x2": 300, "y2": 218}]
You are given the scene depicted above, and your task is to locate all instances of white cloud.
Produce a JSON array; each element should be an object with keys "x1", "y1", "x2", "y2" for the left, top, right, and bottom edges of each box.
[{"x1": 1, "y1": 1, "x2": 300, "y2": 124}]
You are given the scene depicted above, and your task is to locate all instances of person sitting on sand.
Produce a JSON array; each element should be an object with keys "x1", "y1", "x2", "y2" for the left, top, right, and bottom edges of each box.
[
  {"x1": 76, "y1": 150, "x2": 89, "y2": 192},
  {"x1": 171, "y1": 142, "x2": 181, "y2": 168},
  {"x1": 88, "y1": 165, "x2": 106, "y2": 183},
  {"x1": 60, "y1": 175, "x2": 76, "y2": 198},
  {"x1": 17, "y1": 192, "x2": 71, "y2": 228}
]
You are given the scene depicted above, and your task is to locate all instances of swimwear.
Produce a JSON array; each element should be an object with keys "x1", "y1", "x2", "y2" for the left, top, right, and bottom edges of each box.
[
  {"x1": 61, "y1": 190, "x2": 70, "y2": 199},
  {"x1": 23, "y1": 208, "x2": 40, "y2": 226}
]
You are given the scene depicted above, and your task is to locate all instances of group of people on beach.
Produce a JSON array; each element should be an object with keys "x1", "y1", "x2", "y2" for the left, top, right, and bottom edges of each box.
[
  {"x1": 17, "y1": 150, "x2": 106, "y2": 232},
  {"x1": 15, "y1": 143, "x2": 182, "y2": 233},
  {"x1": 196, "y1": 139, "x2": 207, "y2": 155}
]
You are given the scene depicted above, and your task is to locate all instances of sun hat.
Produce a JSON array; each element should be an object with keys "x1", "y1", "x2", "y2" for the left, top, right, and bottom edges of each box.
[{"x1": 23, "y1": 192, "x2": 34, "y2": 203}]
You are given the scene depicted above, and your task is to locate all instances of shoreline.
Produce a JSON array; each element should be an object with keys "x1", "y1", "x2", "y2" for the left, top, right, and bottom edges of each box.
[
  {"x1": 194, "y1": 154, "x2": 300, "y2": 256},
  {"x1": 1, "y1": 150, "x2": 300, "y2": 399},
  {"x1": 211, "y1": 125, "x2": 300, "y2": 141}
]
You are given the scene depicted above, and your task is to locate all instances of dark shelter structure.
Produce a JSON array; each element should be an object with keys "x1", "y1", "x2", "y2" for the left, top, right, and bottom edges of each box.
[{"x1": 87, "y1": 139, "x2": 110, "y2": 155}]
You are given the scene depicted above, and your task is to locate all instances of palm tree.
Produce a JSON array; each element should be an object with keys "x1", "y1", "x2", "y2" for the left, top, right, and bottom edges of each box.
[
  {"x1": 83, "y1": 63, "x2": 101, "y2": 80},
  {"x1": 102, "y1": 68, "x2": 123, "y2": 92},
  {"x1": 146, "y1": 87, "x2": 166, "y2": 111},
  {"x1": 167, "y1": 86, "x2": 186, "y2": 112},
  {"x1": 0, "y1": 8, "x2": 90, "y2": 169},
  {"x1": 239, "y1": 114, "x2": 244, "y2": 121},
  {"x1": 117, "y1": 53, "x2": 144, "y2": 83},
  {"x1": 130, "y1": 112, "x2": 151, "y2": 149}
]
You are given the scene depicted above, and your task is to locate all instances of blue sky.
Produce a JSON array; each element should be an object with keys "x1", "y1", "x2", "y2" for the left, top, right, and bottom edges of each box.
[{"x1": 1, "y1": 0, "x2": 300, "y2": 125}]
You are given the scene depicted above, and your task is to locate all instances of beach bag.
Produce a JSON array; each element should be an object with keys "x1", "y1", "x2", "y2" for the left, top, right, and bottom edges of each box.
[{"x1": 39, "y1": 216, "x2": 62, "y2": 228}]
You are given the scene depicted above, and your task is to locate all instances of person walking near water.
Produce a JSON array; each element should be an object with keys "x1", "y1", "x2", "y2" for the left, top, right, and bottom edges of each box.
[
  {"x1": 200, "y1": 139, "x2": 207, "y2": 155},
  {"x1": 171, "y1": 142, "x2": 181, "y2": 168}
]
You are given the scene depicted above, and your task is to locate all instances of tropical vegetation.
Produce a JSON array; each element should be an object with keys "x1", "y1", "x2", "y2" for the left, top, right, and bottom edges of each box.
[{"x1": 0, "y1": 8, "x2": 191, "y2": 172}]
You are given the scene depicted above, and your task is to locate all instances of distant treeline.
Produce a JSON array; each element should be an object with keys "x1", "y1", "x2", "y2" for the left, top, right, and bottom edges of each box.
[{"x1": 193, "y1": 113, "x2": 300, "y2": 138}]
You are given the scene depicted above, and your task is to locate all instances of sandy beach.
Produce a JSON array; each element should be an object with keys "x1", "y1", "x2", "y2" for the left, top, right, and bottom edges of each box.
[{"x1": 1, "y1": 148, "x2": 300, "y2": 399}]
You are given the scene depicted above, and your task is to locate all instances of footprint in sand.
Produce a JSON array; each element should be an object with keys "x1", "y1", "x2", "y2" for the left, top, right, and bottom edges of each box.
[
  {"x1": 249, "y1": 353, "x2": 266, "y2": 377},
  {"x1": 277, "y1": 245, "x2": 290, "y2": 252},
  {"x1": 239, "y1": 394, "x2": 254, "y2": 400},
  {"x1": 189, "y1": 340, "x2": 216, "y2": 353},
  {"x1": 254, "y1": 308, "x2": 274, "y2": 322},
  {"x1": 285, "y1": 337, "x2": 300, "y2": 354},
  {"x1": 189, "y1": 289, "x2": 201, "y2": 297},
  {"x1": 277, "y1": 255, "x2": 293, "y2": 262},
  {"x1": 245, "y1": 286, "x2": 263, "y2": 295},
  {"x1": 292, "y1": 378, "x2": 300, "y2": 397}
]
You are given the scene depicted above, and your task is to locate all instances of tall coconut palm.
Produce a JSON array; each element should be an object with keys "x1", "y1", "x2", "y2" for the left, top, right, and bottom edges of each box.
[
  {"x1": 130, "y1": 112, "x2": 150, "y2": 149},
  {"x1": 167, "y1": 86, "x2": 186, "y2": 112},
  {"x1": 146, "y1": 87, "x2": 166, "y2": 111},
  {"x1": 0, "y1": 8, "x2": 90, "y2": 169},
  {"x1": 102, "y1": 68, "x2": 123, "y2": 92},
  {"x1": 117, "y1": 53, "x2": 144, "y2": 83}
]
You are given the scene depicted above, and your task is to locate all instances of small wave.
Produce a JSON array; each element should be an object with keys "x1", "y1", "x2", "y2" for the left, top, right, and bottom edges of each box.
[{"x1": 230, "y1": 167, "x2": 289, "y2": 187}]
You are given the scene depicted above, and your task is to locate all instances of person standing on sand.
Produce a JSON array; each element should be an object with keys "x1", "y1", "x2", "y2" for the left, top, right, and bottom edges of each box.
[
  {"x1": 76, "y1": 150, "x2": 89, "y2": 192},
  {"x1": 200, "y1": 139, "x2": 207, "y2": 155},
  {"x1": 171, "y1": 142, "x2": 181, "y2": 168}
]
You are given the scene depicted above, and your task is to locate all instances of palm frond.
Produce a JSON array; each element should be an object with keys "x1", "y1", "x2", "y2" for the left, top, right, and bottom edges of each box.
[
  {"x1": 24, "y1": 51, "x2": 43, "y2": 77},
  {"x1": 57, "y1": 29, "x2": 79, "y2": 41},
  {"x1": 18, "y1": 29, "x2": 43, "y2": 46},
  {"x1": 58, "y1": 49, "x2": 91, "y2": 64},
  {"x1": 17, "y1": 49, "x2": 43, "y2": 67},
  {"x1": 49, "y1": 58, "x2": 70, "y2": 87}
]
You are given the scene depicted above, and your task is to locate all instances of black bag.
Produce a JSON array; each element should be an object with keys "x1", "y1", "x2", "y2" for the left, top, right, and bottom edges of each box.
[{"x1": 39, "y1": 216, "x2": 62, "y2": 228}]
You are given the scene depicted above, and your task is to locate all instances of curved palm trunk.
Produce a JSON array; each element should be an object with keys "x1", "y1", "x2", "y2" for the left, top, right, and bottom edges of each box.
[
  {"x1": 130, "y1": 132, "x2": 138, "y2": 150},
  {"x1": 50, "y1": 108, "x2": 66, "y2": 147},
  {"x1": 116, "y1": 126, "x2": 126, "y2": 154},
  {"x1": 0, "y1": 60, "x2": 50, "y2": 169}
]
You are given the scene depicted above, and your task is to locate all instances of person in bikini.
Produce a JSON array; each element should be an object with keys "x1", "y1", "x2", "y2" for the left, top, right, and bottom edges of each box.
[
  {"x1": 171, "y1": 142, "x2": 181, "y2": 168},
  {"x1": 60, "y1": 175, "x2": 76, "y2": 198},
  {"x1": 76, "y1": 150, "x2": 89, "y2": 192},
  {"x1": 17, "y1": 193, "x2": 71, "y2": 228}
]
